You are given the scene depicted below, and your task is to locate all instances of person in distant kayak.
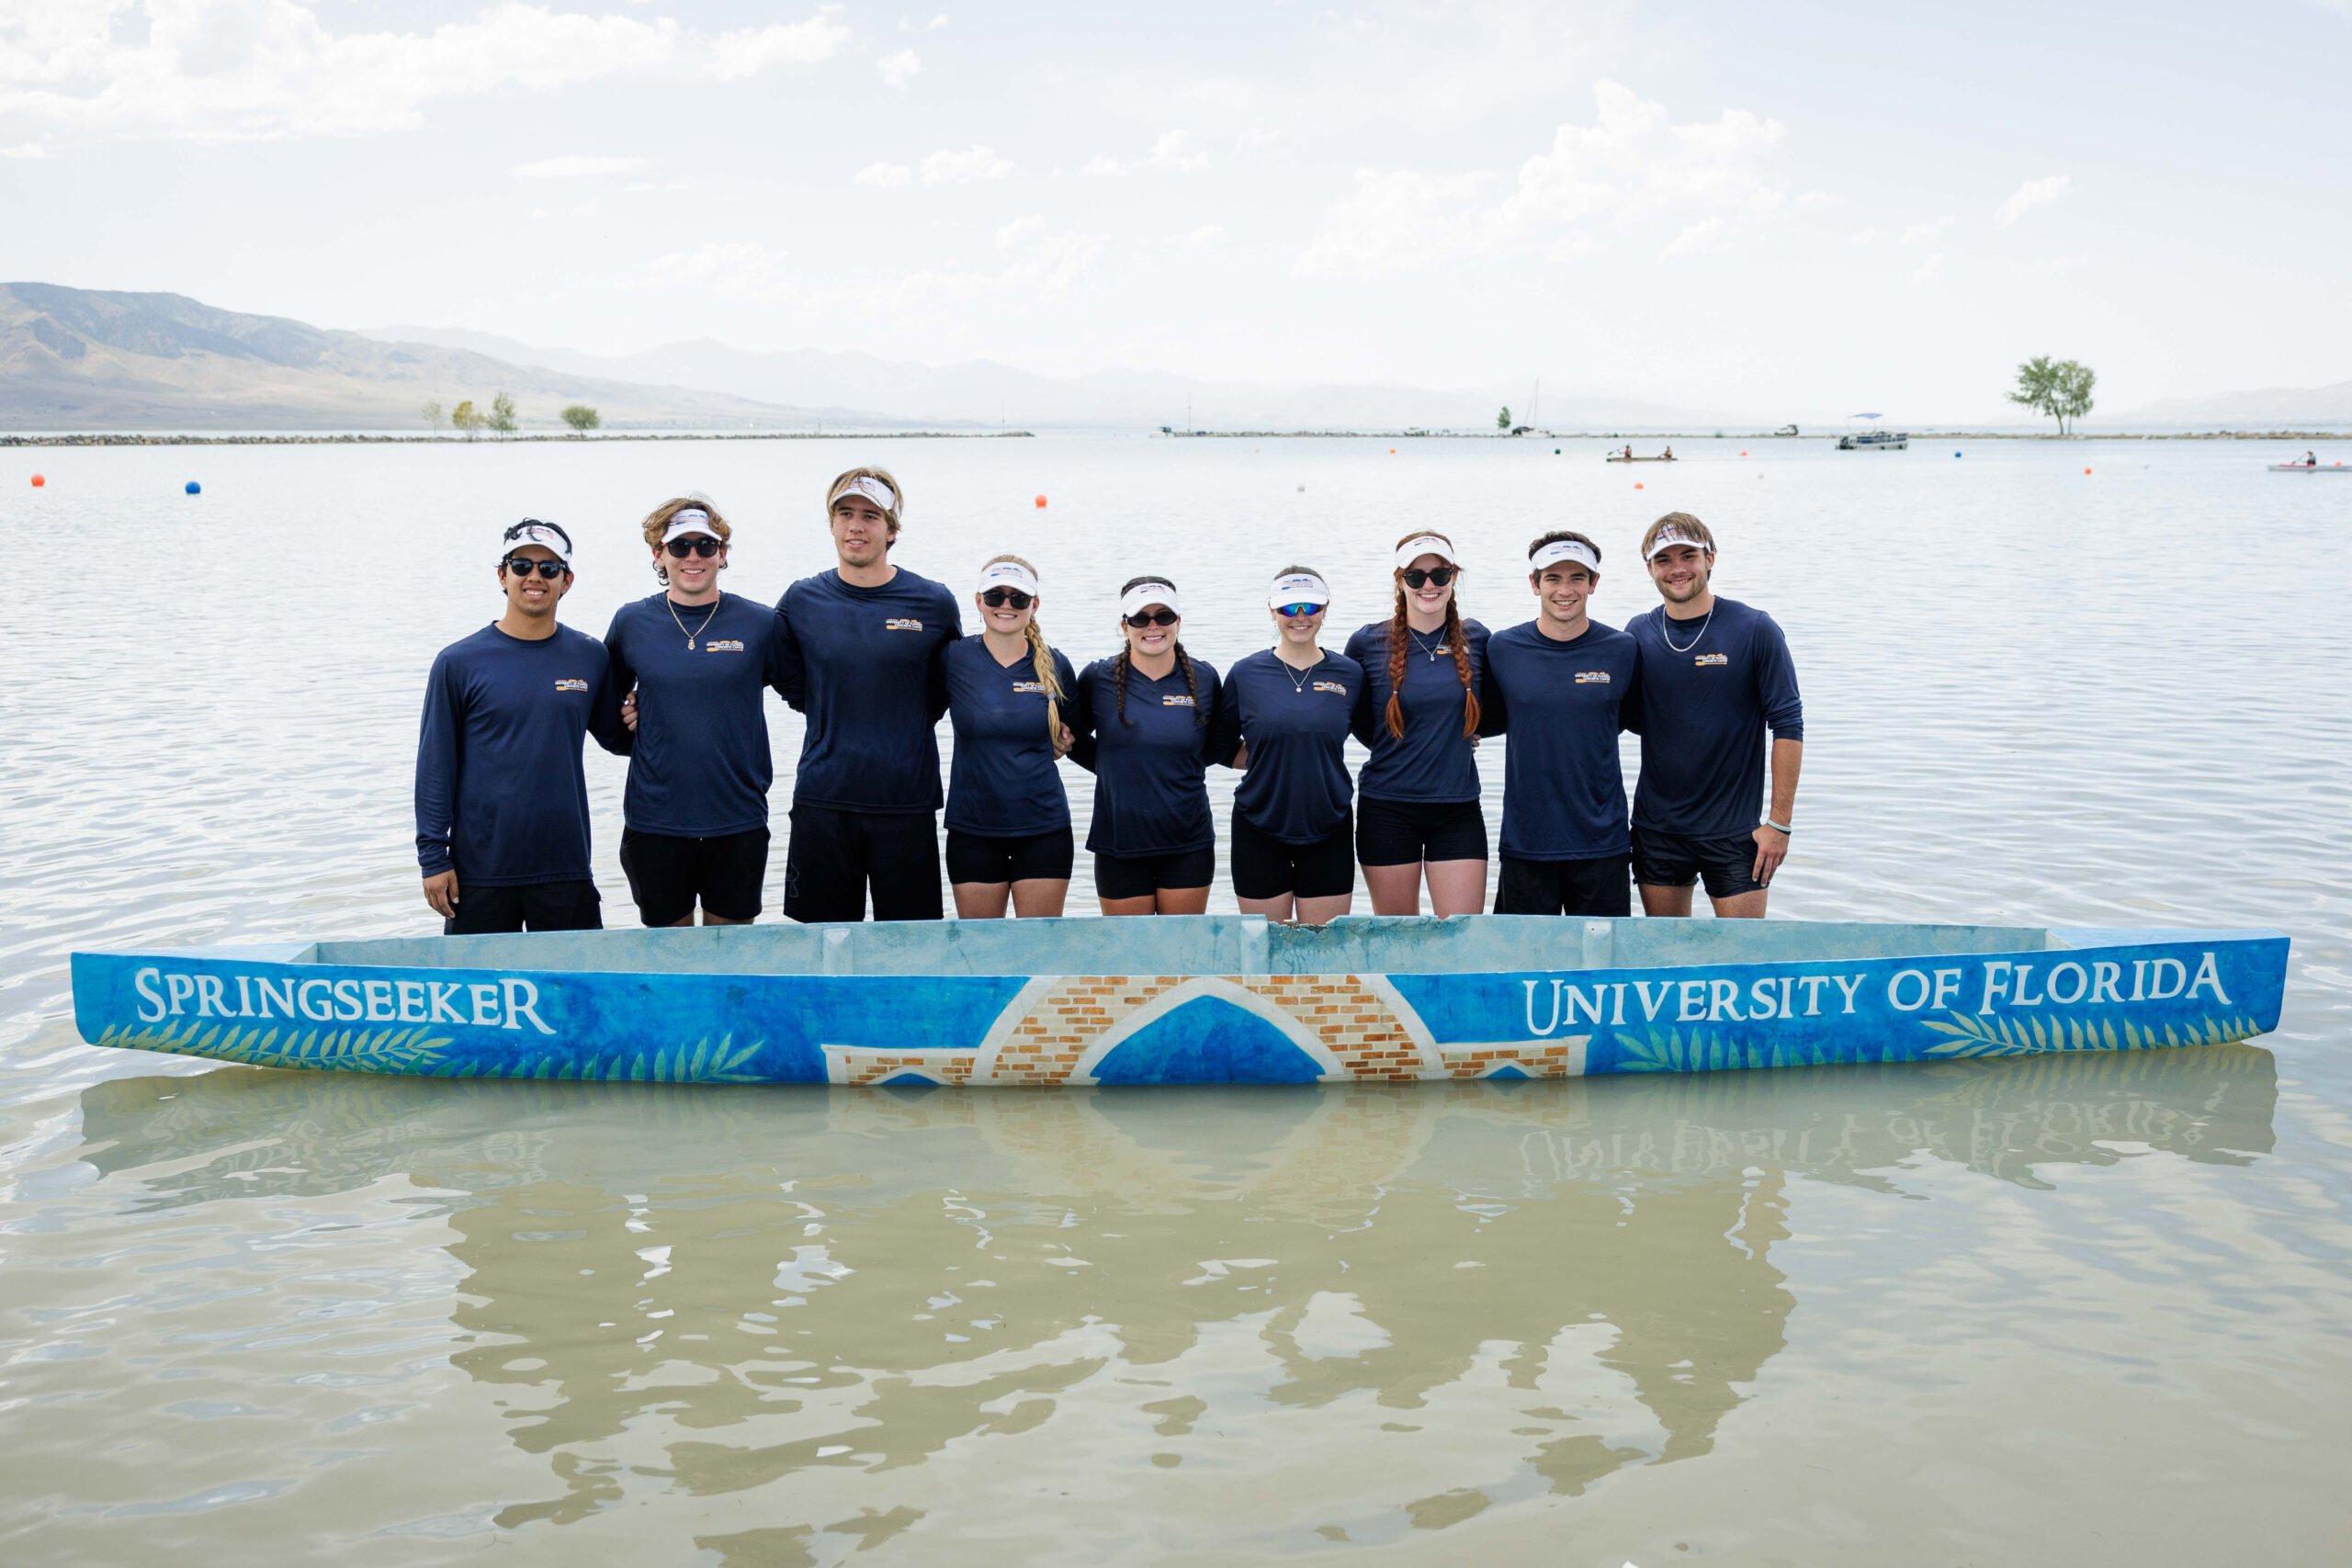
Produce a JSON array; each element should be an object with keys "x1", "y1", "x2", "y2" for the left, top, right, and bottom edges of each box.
[
  {"x1": 1209, "y1": 569, "x2": 1369, "y2": 925},
  {"x1": 2306, "y1": 451, "x2": 2319, "y2": 467},
  {"x1": 1624, "y1": 513, "x2": 1804, "y2": 919},
  {"x1": 1064, "y1": 578, "x2": 1222, "y2": 916},
  {"x1": 1477, "y1": 532, "x2": 1641, "y2": 916},
  {"x1": 415, "y1": 519, "x2": 629, "y2": 934},
  {"x1": 1344, "y1": 532, "x2": 1488, "y2": 917},
  {"x1": 942, "y1": 556, "x2": 1079, "y2": 918},
  {"x1": 775, "y1": 468, "x2": 964, "y2": 922},
  {"x1": 1662, "y1": 446, "x2": 1674, "y2": 460},
  {"x1": 605, "y1": 499, "x2": 797, "y2": 927}
]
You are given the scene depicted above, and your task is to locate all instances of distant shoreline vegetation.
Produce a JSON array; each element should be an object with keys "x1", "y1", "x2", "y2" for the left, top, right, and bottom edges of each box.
[
  {"x1": 0, "y1": 429, "x2": 2341, "y2": 447},
  {"x1": 0, "y1": 430, "x2": 1039, "y2": 447}
]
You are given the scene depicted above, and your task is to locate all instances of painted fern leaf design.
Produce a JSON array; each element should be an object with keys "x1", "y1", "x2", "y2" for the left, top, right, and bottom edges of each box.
[
  {"x1": 440, "y1": 1033, "x2": 764, "y2": 1083},
  {"x1": 1919, "y1": 1011, "x2": 2259, "y2": 1057},
  {"x1": 96, "y1": 1021, "x2": 452, "y2": 1073},
  {"x1": 1611, "y1": 1027, "x2": 1838, "y2": 1074}
]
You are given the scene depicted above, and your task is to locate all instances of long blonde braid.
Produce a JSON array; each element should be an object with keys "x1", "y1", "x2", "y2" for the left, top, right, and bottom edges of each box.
[{"x1": 983, "y1": 553, "x2": 1063, "y2": 743}]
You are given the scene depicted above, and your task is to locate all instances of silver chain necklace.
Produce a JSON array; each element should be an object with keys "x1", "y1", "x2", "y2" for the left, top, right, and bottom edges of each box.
[
  {"x1": 1281, "y1": 651, "x2": 1321, "y2": 694},
  {"x1": 1660, "y1": 604, "x2": 1713, "y2": 655},
  {"x1": 1408, "y1": 626, "x2": 1446, "y2": 662},
  {"x1": 668, "y1": 593, "x2": 721, "y2": 649}
]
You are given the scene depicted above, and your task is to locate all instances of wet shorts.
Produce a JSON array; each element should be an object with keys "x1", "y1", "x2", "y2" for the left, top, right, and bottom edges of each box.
[
  {"x1": 1230, "y1": 809, "x2": 1354, "y2": 902},
  {"x1": 1092, "y1": 844, "x2": 1216, "y2": 902},
  {"x1": 1494, "y1": 853, "x2": 1631, "y2": 918},
  {"x1": 1631, "y1": 826, "x2": 1765, "y2": 900},
  {"x1": 620, "y1": 828, "x2": 768, "y2": 927},
  {"x1": 444, "y1": 878, "x2": 603, "y2": 936},
  {"x1": 945, "y1": 827, "x2": 1075, "y2": 886},
  {"x1": 1355, "y1": 796, "x2": 1488, "y2": 865}
]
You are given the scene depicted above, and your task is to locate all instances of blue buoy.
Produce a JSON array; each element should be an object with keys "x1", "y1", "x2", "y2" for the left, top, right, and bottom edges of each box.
[
  {"x1": 185, "y1": 480, "x2": 200, "y2": 494},
  {"x1": 1952, "y1": 451, "x2": 1962, "y2": 459}
]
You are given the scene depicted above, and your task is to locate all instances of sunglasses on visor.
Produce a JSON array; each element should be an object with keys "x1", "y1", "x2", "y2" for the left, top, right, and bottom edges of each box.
[
  {"x1": 664, "y1": 536, "x2": 722, "y2": 558},
  {"x1": 981, "y1": 588, "x2": 1034, "y2": 609},
  {"x1": 503, "y1": 556, "x2": 568, "y2": 579}
]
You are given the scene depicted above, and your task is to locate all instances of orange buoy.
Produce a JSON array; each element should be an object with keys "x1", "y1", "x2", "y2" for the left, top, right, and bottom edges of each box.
[
  {"x1": 1034, "y1": 494, "x2": 1047, "y2": 508},
  {"x1": 1389, "y1": 447, "x2": 1396, "y2": 454},
  {"x1": 1741, "y1": 450, "x2": 1747, "y2": 456},
  {"x1": 29, "y1": 474, "x2": 43, "y2": 487},
  {"x1": 1634, "y1": 482, "x2": 1645, "y2": 490},
  {"x1": 2084, "y1": 468, "x2": 2092, "y2": 475}
]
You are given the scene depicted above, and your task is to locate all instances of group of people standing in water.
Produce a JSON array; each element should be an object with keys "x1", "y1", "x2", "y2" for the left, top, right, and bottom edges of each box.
[{"x1": 414, "y1": 465, "x2": 1804, "y2": 934}]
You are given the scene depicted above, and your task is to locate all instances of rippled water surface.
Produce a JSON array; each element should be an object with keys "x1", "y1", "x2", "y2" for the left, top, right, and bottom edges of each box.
[{"x1": 3, "y1": 435, "x2": 2348, "y2": 1563}]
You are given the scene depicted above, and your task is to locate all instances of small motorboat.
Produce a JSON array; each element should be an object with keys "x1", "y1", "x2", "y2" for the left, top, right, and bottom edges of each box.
[
  {"x1": 1838, "y1": 431, "x2": 1908, "y2": 451},
  {"x1": 70, "y1": 915, "x2": 2287, "y2": 1086}
]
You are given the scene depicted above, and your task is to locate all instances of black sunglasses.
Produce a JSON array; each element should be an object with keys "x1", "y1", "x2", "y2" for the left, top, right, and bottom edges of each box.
[
  {"x1": 502, "y1": 556, "x2": 568, "y2": 579},
  {"x1": 981, "y1": 588, "x2": 1035, "y2": 609},
  {"x1": 1124, "y1": 608, "x2": 1180, "y2": 628},
  {"x1": 664, "y1": 536, "x2": 723, "y2": 558},
  {"x1": 1400, "y1": 566, "x2": 1456, "y2": 589}
]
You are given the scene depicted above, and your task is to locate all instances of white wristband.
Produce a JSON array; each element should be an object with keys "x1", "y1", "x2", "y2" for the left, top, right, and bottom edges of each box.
[{"x1": 1764, "y1": 819, "x2": 1793, "y2": 835}]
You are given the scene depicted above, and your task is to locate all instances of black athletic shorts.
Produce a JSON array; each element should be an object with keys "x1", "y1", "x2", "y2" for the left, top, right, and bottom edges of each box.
[
  {"x1": 946, "y1": 827, "x2": 1075, "y2": 886},
  {"x1": 443, "y1": 878, "x2": 603, "y2": 936},
  {"x1": 784, "y1": 804, "x2": 943, "y2": 923},
  {"x1": 1355, "y1": 796, "x2": 1488, "y2": 865},
  {"x1": 620, "y1": 827, "x2": 768, "y2": 927},
  {"x1": 1631, "y1": 825, "x2": 1766, "y2": 900},
  {"x1": 1093, "y1": 844, "x2": 1216, "y2": 902},
  {"x1": 1230, "y1": 808, "x2": 1354, "y2": 902},
  {"x1": 1494, "y1": 853, "x2": 1632, "y2": 918}
]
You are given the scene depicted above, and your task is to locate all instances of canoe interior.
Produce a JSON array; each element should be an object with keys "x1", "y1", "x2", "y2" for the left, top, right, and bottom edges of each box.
[{"x1": 304, "y1": 914, "x2": 2057, "y2": 976}]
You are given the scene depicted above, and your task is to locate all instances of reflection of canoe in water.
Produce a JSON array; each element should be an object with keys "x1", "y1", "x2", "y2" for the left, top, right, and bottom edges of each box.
[
  {"x1": 1604, "y1": 455, "x2": 1676, "y2": 462},
  {"x1": 2267, "y1": 463, "x2": 2348, "y2": 472},
  {"x1": 71, "y1": 915, "x2": 2287, "y2": 1086}
]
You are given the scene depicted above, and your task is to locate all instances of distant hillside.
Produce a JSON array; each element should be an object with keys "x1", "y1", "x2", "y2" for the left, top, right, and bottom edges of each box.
[
  {"x1": 2118, "y1": 380, "x2": 2352, "y2": 429},
  {"x1": 365, "y1": 324, "x2": 1724, "y2": 433},
  {"x1": 0, "y1": 284, "x2": 900, "y2": 432}
]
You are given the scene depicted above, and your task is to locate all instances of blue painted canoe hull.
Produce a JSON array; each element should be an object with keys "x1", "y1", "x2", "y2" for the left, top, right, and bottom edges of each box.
[{"x1": 69, "y1": 916, "x2": 2287, "y2": 1086}]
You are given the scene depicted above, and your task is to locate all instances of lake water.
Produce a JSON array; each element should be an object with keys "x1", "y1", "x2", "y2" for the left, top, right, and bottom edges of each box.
[{"x1": 2, "y1": 434, "x2": 2347, "y2": 1563}]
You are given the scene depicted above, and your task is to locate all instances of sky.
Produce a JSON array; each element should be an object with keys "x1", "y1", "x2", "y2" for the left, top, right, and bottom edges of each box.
[{"x1": 2, "y1": 0, "x2": 2347, "y2": 420}]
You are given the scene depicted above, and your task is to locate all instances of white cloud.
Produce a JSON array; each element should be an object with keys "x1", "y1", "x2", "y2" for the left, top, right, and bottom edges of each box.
[
  {"x1": 921, "y1": 144, "x2": 1011, "y2": 182},
  {"x1": 0, "y1": 141, "x2": 49, "y2": 158},
  {"x1": 1901, "y1": 214, "x2": 1954, "y2": 243},
  {"x1": 1849, "y1": 227, "x2": 1878, "y2": 243},
  {"x1": 1236, "y1": 123, "x2": 1281, "y2": 152},
  {"x1": 1910, "y1": 253, "x2": 1945, "y2": 285},
  {"x1": 709, "y1": 16, "x2": 852, "y2": 81},
  {"x1": 511, "y1": 154, "x2": 648, "y2": 177},
  {"x1": 1149, "y1": 129, "x2": 1208, "y2": 171},
  {"x1": 852, "y1": 161, "x2": 911, "y2": 186},
  {"x1": 900, "y1": 13, "x2": 948, "y2": 30},
  {"x1": 1296, "y1": 82, "x2": 1786, "y2": 277},
  {"x1": 1184, "y1": 224, "x2": 1223, "y2": 245},
  {"x1": 876, "y1": 49, "x2": 922, "y2": 89},
  {"x1": 570, "y1": 195, "x2": 600, "y2": 217},
  {"x1": 0, "y1": 3, "x2": 846, "y2": 140},
  {"x1": 1997, "y1": 174, "x2": 2070, "y2": 228},
  {"x1": 625, "y1": 240, "x2": 786, "y2": 296},
  {"x1": 626, "y1": 219, "x2": 1103, "y2": 314},
  {"x1": 1081, "y1": 153, "x2": 1123, "y2": 176}
]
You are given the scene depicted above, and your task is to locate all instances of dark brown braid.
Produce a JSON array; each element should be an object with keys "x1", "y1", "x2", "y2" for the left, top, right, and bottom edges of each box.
[
  {"x1": 1114, "y1": 649, "x2": 1132, "y2": 726},
  {"x1": 1173, "y1": 641, "x2": 1204, "y2": 728},
  {"x1": 1443, "y1": 596, "x2": 1480, "y2": 736},
  {"x1": 1383, "y1": 583, "x2": 1412, "y2": 739},
  {"x1": 1386, "y1": 532, "x2": 1480, "y2": 739},
  {"x1": 1114, "y1": 573, "x2": 1191, "y2": 728}
]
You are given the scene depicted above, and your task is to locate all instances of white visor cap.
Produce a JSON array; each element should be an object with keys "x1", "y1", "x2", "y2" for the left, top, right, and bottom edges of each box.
[
  {"x1": 1267, "y1": 572, "x2": 1331, "y2": 611},
  {"x1": 662, "y1": 508, "x2": 722, "y2": 545},
  {"x1": 1394, "y1": 534, "x2": 1457, "y2": 570},
  {"x1": 831, "y1": 475, "x2": 899, "y2": 515},
  {"x1": 1644, "y1": 523, "x2": 1713, "y2": 560},
  {"x1": 978, "y1": 559, "x2": 1040, "y2": 597},
  {"x1": 1530, "y1": 538, "x2": 1600, "y2": 575},
  {"x1": 507, "y1": 522, "x2": 572, "y2": 563},
  {"x1": 1119, "y1": 581, "x2": 1181, "y2": 618}
]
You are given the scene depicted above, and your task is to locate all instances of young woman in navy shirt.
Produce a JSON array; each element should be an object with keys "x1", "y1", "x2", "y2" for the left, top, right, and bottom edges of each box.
[
  {"x1": 941, "y1": 555, "x2": 1079, "y2": 918},
  {"x1": 1064, "y1": 578, "x2": 1221, "y2": 915},
  {"x1": 1343, "y1": 531, "x2": 1490, "y2": 917},
  {"x1": 1209, "y1": 568, "x2": 1368, "y2": 926}
]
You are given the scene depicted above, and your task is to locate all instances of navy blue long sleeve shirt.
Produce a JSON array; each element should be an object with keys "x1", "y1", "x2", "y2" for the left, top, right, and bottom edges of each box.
[
  {"x1": 1064, "y1": 653, "x2": 1222, "y2": 857},
  {"x1": 1477, "y1": 619, "x2": 1641, "y2": 861},
  {"x1": 1209, "y1": 649, "x2": 1367, "y2": 843},
  {"x1": 1623, "y1": 597, "x2": 1804, "y2": 840},
  {"x1": 603, "y1": 592, "x2": 795, "y2": 838},
  {"x1": 944, "y1": 635, "x2": 1080, "y2": 837},
  {"x1": 415, "y1": 623, "x2": 626, "y2": 884},
  {"x1": 776, "y1": 567, "x2": 963, "y2": 815},
  {"x1": 1343, "y1": 618, "x2": 1488, "y2": 804}
]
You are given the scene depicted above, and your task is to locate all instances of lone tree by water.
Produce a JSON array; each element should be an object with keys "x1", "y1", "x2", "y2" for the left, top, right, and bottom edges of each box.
[
  {"x1": 451, "y1": 400, "x2": 481, "y2": 440},
  {"x1": 1497, "y1": 406, "x2": 1512, "y2": 431},
  {"x1": 561, "y1": 404, "x2": 600, "y2": 434},
  {"x1": 488, "y1": 392, "x2": 518, "y2": 434},
  {"x1": 2008, "y1": 356, "x2": 2096, "y2": 434},
  {"x1": 419, "y1": 400, "x2": 444, "y2": 432}
]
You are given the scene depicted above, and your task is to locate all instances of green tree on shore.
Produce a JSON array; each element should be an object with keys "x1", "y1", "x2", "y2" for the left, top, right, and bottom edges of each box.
[
  {"x1": 489, "y1": 392, "x2": 517, "y2": 434},
  {"x1": 451, "y1": 400, "x2": 481, "y2": 440},
  {"x1": 1497, "y1": 406, "x2": 1512, "y2": 431},
  {"x1": 420, "y1": 400, "x2": 444, "y2": 432},
  {"x1": 2008, "y1": 356, "x2": 2096, "y2": 434},
  {"x1": 561, "y1": 404, "x2": 600, "y2": 435}
]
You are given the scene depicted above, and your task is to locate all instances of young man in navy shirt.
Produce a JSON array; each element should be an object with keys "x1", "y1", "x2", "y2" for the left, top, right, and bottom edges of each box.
[
  {"x1": 415, "y1": 520, "x2": 628, "y2": 934},
  {"x1": 1624, "y1": 513, "x2": 1804, "y2": 919},
  {"x1": 775, "y1": 468, "x2": 964, "y2": 922},
  {"x1": 1477, "y1": 531, "x2": 1642, "y2": 916}
]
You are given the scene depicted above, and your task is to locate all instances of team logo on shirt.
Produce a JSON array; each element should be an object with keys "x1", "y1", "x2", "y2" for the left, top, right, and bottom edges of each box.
[
  {"x1": 1012, "y1": 681, "x2": 1047, "y2": 694},
  {"x1": 554, "y1": 678, "x2": 590, "y2": 692},
  {"x1": 886, "y1": 618, "x2": 924, "y2": 631},
  {"x1": 706, "y1": 639, "x2": 745, "y2": 653},
  {"x1": 1575, "y1": 671, "x2": 1611, "y2": 684},
  {"x1": 1313, "y1": 681, "x2": 1349, "y2": 695},
  {"x1": 1694, "y1": 653, "x2": 1728, "y2": 667},
  {"x1": 1161, "y1": 694, "x2": 1195, "y2": 707}
]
